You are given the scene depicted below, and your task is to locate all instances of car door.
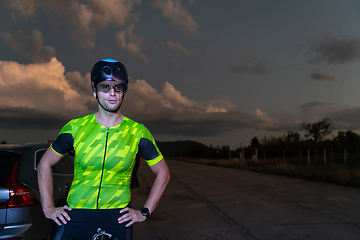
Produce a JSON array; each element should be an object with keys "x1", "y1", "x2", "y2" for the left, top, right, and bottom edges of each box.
[
  {"x1": 52, "y1": 153, "x2": 74, "y2": 205},
  {"x1": 34, "y1": 149, "x2": 74, "y2": 206}
]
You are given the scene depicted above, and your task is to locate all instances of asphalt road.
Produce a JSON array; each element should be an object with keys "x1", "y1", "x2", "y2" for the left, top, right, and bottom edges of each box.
[{"x1": 131, "y1": 159, "x2": 360, "y2": 240}]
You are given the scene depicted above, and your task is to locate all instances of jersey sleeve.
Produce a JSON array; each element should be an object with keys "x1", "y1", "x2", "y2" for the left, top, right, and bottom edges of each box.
[
  {"x1": 138, "y1": 125, "x2": 163, "y2": 166},
  {"x1": 50, "y1": 120, "x2": 74, "y2": 156}
]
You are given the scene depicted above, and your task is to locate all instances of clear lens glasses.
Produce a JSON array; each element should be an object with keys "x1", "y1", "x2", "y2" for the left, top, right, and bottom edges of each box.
[{"x1": 98, "y1": 84, "x2": 124, "y2": 93}]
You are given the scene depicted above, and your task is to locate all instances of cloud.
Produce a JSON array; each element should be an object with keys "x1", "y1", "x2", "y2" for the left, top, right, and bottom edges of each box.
[
  {"x1": 299, "y1": 101, "x2": 340, "y2": 115},
  {"x1": 167, "y1": 41, "x2": 194, "y2": 56},
  {"x1": 0, "y1": 58, "x2": 328, "y2": 137},
  {"x1": 122, "y1": 80, "x2": 288, "y2": 137},
  {"x1": 124, "y1": 80, "x2": 226, "y2": 118},
  {"x1": 0, "y1": 58, "x2": 253, "y2": 136},
  {"x1": 116, "y1": 24, "x2": 149, "y2": 63},
  {"x1": 0, "y1": 106, "x2": 69, "y2": 130},
  {"x1": 64, "y1": 71, "x2": 92, "y2": 97},
  {"x1": 124, "y1": 80, "x2": 235, "y2": 124},
  {"x1": 307, "y1": 35, "x2": 360, "y2": 65},
  {"x1": 63, "y1": 0, "x2": 142, "y2": 48},
  {"x1": 230, "y1": 54, "x2": 272, "y2": 75},
  {"x1": 0, "y1": 28, "x2": 55, "y2": 62},
  {"x1": 184, "y1": 77, "x2": 198, "y2": 82},
  {"x1": 1, "y1": 58, "x2": 359, "y2": 138},
  {"x1": 170, "y1": 59, "x2": 179, "y2": 67},
  {"x1": 252, "y1": 109, "x2": 275, "y2": 126},
  {"x1": 328, "y1": 107, "x2": 360, "y2": 130},
  {"x1": 0, "y1": 58, "x2": 93, "y2": 129},
  {"x1": 7, "y1": 0, "x2": 37, "y2": 19},
  {"x1": 310, "y1": 70, "x2": 339, "y2": 81},
  {"x1": 6, "y1": 0, "x2": 142, "y2": 48},
  {"x1": 0, "y1": 59, "x2": 245, "y2": 134},
  {"x1": 297, "y1": 101, "x2": 360, "y2": 131},
  {"x1": 199, "y1": 96, "x2": 235, "y2": 113},
  {"x1": 152, "y1": 0, "x2": 199, "y2": 34}
]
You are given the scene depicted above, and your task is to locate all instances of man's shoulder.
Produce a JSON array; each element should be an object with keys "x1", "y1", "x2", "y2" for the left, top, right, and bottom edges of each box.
[
  {"x1": 123, "y1": 116, "x2": 141, "y2": 125},
  {"x1": 122, "y1": 116, "x2": 146, "y2": 131},
  {"x1": 74, "y1": 113, "x2": 95, "y2": 121},
  {"x1": 71, "y1": 113, "x2": 95, "y2": 124},
  {"x1": 61, "y1": 113, "x2": 95, "y2": 131}
]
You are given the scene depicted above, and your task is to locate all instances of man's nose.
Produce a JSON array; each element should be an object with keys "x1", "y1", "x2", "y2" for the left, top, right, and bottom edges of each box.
[{"x1": 109, "y1": 86, "x2": 116, "y2": 95}]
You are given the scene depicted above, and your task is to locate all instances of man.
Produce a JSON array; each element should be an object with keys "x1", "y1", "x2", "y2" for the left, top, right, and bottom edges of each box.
[{"x1": 38, "y1": 59, "x2": 170, "y2": 240}]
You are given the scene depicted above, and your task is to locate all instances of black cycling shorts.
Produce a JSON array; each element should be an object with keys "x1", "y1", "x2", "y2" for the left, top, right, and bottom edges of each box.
[{"x1": 53, "y1": 206, "x2": 133, "y2": 240}]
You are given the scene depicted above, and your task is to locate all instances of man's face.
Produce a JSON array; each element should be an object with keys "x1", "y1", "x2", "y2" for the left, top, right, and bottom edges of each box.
[{"x1": 94, "y1": 81, "x2": 124, "y2": 112}]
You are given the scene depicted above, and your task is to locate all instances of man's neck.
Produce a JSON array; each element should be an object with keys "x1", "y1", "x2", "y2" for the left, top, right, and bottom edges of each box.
[{"x1": 95, "y1": 109, "x2": 124, "y2": 127}]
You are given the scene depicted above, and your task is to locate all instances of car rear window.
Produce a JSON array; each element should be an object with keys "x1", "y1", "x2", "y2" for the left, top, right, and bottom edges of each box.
[{"x1": 0, "y1": 152, "x2": 18, "y2": 187}]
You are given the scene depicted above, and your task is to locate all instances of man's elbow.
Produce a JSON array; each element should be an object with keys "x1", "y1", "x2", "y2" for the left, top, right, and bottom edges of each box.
[
  {"x1": 37, "y1": 161, "x2": 46, "y2": 180},
  {"x1": 158, "y1": 167, "x2": 170, "y2": 186},
  {"x1": 37, "y1": 158, "x2": 52, "y2": 179},
  {"x1": 166, "y1": 170, "x2": 170, "y2": 182}
]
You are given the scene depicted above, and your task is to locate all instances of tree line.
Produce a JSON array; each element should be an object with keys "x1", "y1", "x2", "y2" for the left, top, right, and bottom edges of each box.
[
  {"x1": 170, "y1": 118, "x2": 360, "y2": 160},
  {"x1": 247, "y1": 118, "x2": 360, "y2": 159}
]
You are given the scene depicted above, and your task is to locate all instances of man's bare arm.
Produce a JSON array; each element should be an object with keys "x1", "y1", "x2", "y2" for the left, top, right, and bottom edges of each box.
[
  {"x1": 37, "y1": 147, "x2": 72, "y2": 226},
  {"x1": 143, "y1": 159, "x2": 170, "y2": 213},
  {"x1": 119, "y1": 159, "x2": 170, "y2": 227}
]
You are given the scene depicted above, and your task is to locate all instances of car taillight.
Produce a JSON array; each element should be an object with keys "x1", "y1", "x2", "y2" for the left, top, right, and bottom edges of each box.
[{"x1": 0, "y1": 161, "x2": 39, "y2": 209}]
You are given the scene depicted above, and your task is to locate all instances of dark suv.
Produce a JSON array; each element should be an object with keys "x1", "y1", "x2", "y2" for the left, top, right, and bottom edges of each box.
[{"x1": 0, "y1": 143, "x2": 74, "y2": 240}]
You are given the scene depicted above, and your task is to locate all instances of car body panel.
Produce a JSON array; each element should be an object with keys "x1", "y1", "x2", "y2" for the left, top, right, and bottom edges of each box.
[
  {"x1": 0, "y1": 209, "x2": 5, "y2": 233},
  {"x1": 0, "y1": 187, "x2": 9, "y2": 203},
  {"x1": 0, "y1": 143, "x2": 74, "y2": 239},
  {"x1": 0, "y1": 187, "x2": 9, "y2": 232},
  {"x1": 1, "y1": 207, "x2": 32, "y2": 237}
]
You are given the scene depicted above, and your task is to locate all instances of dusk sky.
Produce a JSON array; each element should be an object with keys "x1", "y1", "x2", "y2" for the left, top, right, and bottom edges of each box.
[{"x1": 1, "y1": 0, "x2": 360, "y2": 149}]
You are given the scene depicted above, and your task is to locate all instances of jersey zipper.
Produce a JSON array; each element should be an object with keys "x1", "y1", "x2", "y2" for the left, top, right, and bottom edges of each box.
[{"x1": 96, "y1": 127, "x2": 109, "y2": 209}]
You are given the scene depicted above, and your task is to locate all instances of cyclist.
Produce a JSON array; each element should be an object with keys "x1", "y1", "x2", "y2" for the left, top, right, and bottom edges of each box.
[{"x1": 37, "y1": 59, "x2": 170, "y2": 240}]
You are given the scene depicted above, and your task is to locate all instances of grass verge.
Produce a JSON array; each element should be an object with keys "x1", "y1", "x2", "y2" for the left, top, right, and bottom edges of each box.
[{"x1": 170, "y1": 157, "x2": 360, "y2": 188}]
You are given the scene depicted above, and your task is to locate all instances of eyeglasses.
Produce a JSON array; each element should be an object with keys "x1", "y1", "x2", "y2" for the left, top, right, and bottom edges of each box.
[{"x1": 98, "y1": 84, "x2": 124, "y2": 93}]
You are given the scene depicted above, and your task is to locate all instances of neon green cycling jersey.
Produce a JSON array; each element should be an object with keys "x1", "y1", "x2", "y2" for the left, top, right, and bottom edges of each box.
[{"x1": 50, "y1": 113, "x2": 163, "y2": 209}]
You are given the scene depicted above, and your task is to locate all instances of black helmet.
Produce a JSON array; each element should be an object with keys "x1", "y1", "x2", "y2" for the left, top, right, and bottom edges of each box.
[{"x1": 91, "y1": 59, "x2": 128, "y2": 93}]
